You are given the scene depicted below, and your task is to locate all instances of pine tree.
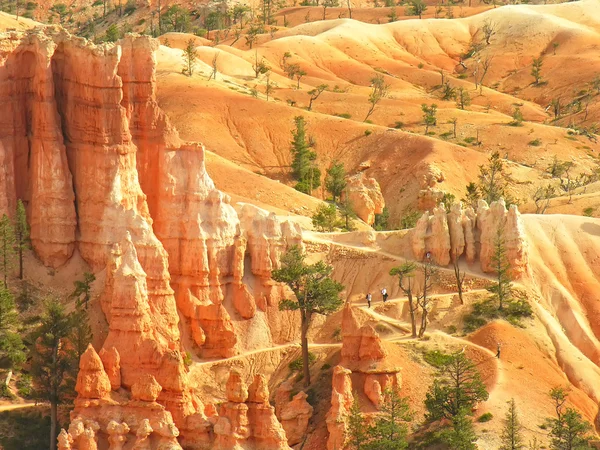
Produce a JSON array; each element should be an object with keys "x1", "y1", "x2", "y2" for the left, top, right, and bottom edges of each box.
[
  {"x1": 531, "y1": 57, "x2": 543, "y2": 85},
  {"x1": 0, "y1": 287, "x2": 25, "y2": 383},
  {"x1": 487, "y1": 226, "x2": 512, "y2": 311},
  {"x1": 365, "y1": 388, "x2": 413, "y2": 450},
  {"x1": 325, "y1": 161, "x2": 347, "y2": 204},
  {"x1": 338, "y1": 195, "x2": 357, "y2": 231},
  {"x1": 290, "y1": 117, "x2": 321, "y2": 194},
  {"x1": 347, "y1": 395, "x2": 367, "y2": 450},
  {"x1": 30, "y1": 300, "x2": 77, "y2": 450},
  {"x1": 182, "y1": 38, "x2": 198, "y2": 77},
  {"x1": 70, "y1": 272, "x2": 96, "y2": 309},
  {"x1": 500, "y1": 399, "x2": 525, "y2": 450},
  {"x1": 312, "y1": 203, "x2": 338, "y2": 232},
  {"x1": 546, "y1": 387, "x2": 592, "y2": 450},
  {"x1": 14, "y1": 199, "x2": 30, "y2": 280},
  {"x1": 0, "y1": 214, "x2": 16, "y2": 288},
  {"x1": 272, "y1": 246, "x2": 343, "y2": 387},
  {"x1": 425, "y1": 351, "x2": 489, "y2": 421},
  {"x1": 440, "y1": 409, "x2": 478, "y2": 450},
  {"x1": 69, "y1": 307, "x2": 93, "y2": 362},
  {"x1": 422, "y1": 103, "x2": 438, "y2": 134},
  {"x1": 479, "y1": 151, "x2": 509, "y2": 205}
]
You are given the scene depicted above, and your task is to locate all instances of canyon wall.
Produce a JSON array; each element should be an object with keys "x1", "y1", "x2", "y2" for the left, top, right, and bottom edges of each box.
[{"x1": 0, "y1": 28, "x2": 300, "y2": 449}]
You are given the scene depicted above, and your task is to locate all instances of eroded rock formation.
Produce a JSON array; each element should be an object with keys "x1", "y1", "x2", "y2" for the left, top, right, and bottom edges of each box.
[
  {"x1": 214, "y1": 371, "x2": 291, "y2": 450},
  {"x1": 274, "y1": 379, "x2": 313, "y2": 446},
  {"x1": 411, "y1": 199, "x2": 528, "y2": 277},
  {"x1": 0, "y1": 28, "x2": 304, "y2": 448},
  {"x1": 326, "y1": 365, "x2": 354, "y2": 450},
  {"x1": 342, "y1": 172, "x2": 385, "y2": 225},
  {"x1": 339, "y1": 303, "x2": 402, "y2": 409},
  {"x1": 60, "y1": 345, "x2": 186, "y2": 450}
]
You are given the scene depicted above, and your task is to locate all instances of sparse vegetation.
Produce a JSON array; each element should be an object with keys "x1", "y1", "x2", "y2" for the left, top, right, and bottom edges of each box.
[
  {"x1": 182, "y1": 39, "x2": 198, "y2": 77},
  {"x1": 364, "y1": 74, "x2": 389, "y2": 122}
]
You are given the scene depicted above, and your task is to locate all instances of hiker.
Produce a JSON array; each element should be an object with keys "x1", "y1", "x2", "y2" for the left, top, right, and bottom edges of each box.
[
  {"x1": 381, "y1": 287, "x2": 388, "y2": 303},
  {"x1": 366, "y1": 293, "x2": 372, "y2": 308},
  {"x1": 426, "y1": 251, "x2": 431, "y2": 260},
  {"x1": 496, "y1": 342, "x2": 501, "y2": 359}
]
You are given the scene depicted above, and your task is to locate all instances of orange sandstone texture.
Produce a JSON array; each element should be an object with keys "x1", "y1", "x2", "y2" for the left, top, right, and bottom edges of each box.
[{"x1": 1, "y1": 28, "x2": 304, "y2": 449}]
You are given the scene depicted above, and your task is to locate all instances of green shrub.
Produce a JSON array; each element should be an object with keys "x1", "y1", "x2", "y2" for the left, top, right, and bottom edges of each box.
[
  {"x1": 364, "y1": 129, "x2": 373, "y2": 136},
  {"x1": 92, "y1": 0, "x2": 103, "y2": 6},
  {"x1": 289, "y1": 352, "x2": 316, "y2": 371},
  {"x1": 583, "y1": 207, "x2": 594, "y2": 217},
  {"x1": 16, "y1": 375, "x2": 33, "y2": 399},
  {"x1": 528, "y1": 138, "x2": 542, "y2": 146},
  {"x1": 394, "y1": 121, "x2": 404, "y2": 129},
  {"x1": 464, "y1": 136, "x2": 477, "y2": 144},
  {"x1": 194, "y1": 28, "x2": 208, "y2": 37},
  {"x1": 321, "y1": 363, "x2": 331, "y2": 371},
  {"x1": 457, "y1": 73, "x2": 468, "y2": 79},
  {"x1": 478, "y1": 412, "x2": 493, "y2": 422},
  {"x1": 332, "y1": 327, "x2": 342, "y2": 341},
  {"x1": 183, "y1": 351, "x2": 193, "y2": 367},
  {"x1": 400, "y1": 207, "x2": 420, "y2": 229},
  {"x1": 124, "y1": 0, "x2": 136, "y2": 14},
  {"x1": 464, "y1": 294, "x2": 533, "y2": 332},
  {"x1": 0, "y1": 385, "x2": 15, "y2": 400},
  {"x1": 335, "y1": 113, "x2": 352, "y2": 119},
  {"x1": 439, "y1": 131, "x2": 453, "y2": 139},
  {"x1": 423, "y1": 350, "x2": 453, "y2": 368},
  {"x1": 446, "y1": 325, "x2": 457, "y2": 334},
  {"x1": 418, "y1": 62, "x2": 424, "y2": 69}
]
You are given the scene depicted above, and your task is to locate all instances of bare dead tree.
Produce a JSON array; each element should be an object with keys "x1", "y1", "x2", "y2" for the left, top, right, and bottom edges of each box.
[
  {"x1": 533, "y1": 184, "x2": 556, "y2": 214},
  {"x1": 452, "y1": 249, "x2": 466, "y2": 304},
  {"x1": 416, "y1": 260, "x2": 437, "y2": 338}
]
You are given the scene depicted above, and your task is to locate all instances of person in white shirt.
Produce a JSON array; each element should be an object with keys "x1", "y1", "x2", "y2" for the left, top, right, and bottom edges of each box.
[{"x1": 381, "y1": 288, "x2": 388, "y2": 303}]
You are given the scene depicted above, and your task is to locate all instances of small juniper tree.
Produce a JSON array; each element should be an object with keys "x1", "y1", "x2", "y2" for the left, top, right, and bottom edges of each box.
[
  {"x1": 325, "y1": 161, "x2": 347, "y2": 204},
  {"x1": 463, "y1": 182, "x2": 480, "y2": 210},
  {"x1": 422, "y1": 103, "x2": 438, "y2": 134},
  {"x1": 307, "y1": 84, "x2": 328, "y2": 110},
  {"x1": 500, "y1": 398, "x2": 525, "y2": 450},
  {"x1": 364, "y1": 74, "x2": 389, "y2": 122},
  {"x1": 272, "y1": 246, "x2": 344, "y2": 387},
  {"x1": 182, "y1": 39, "x2": 198, "y2": 77},
  {"x1": 0, "y1": 214, "x2": 15, "y2": 288},
  {"x1": 390, "y1": 262, "x2": 418, "y2": 338},
  {"x1": 14, "y1": 199, "x2": 30, "y2": 280},
  {"x1": 322, "y1": 0, "x2": 339, "y2": 19}
]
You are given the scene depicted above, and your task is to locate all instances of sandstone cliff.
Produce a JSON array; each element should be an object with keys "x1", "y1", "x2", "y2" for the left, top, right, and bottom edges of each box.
[{"x1": 0, "y1": 28, "x2": 303, "y2": 449}]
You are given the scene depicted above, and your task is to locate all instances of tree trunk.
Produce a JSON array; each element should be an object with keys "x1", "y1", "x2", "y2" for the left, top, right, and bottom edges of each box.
[
  {"x1": 18, "y1": 244, "x2": 23, "y2": 280},
  {"x1": 4, "y1": 369, "x2": 12, "y2": 386},
  {"x1": 301, "y1": 311, "x2": 311, "y2": 387},
  {"x1": 407, "y1": 293, "x2": 417, "y2": 338},
  {"x1": 50, "y1": 400, "x2": 57, "y2": 450},
  {"x1": 158, "y1": 0, "x2": 162, "y2": 34}
]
